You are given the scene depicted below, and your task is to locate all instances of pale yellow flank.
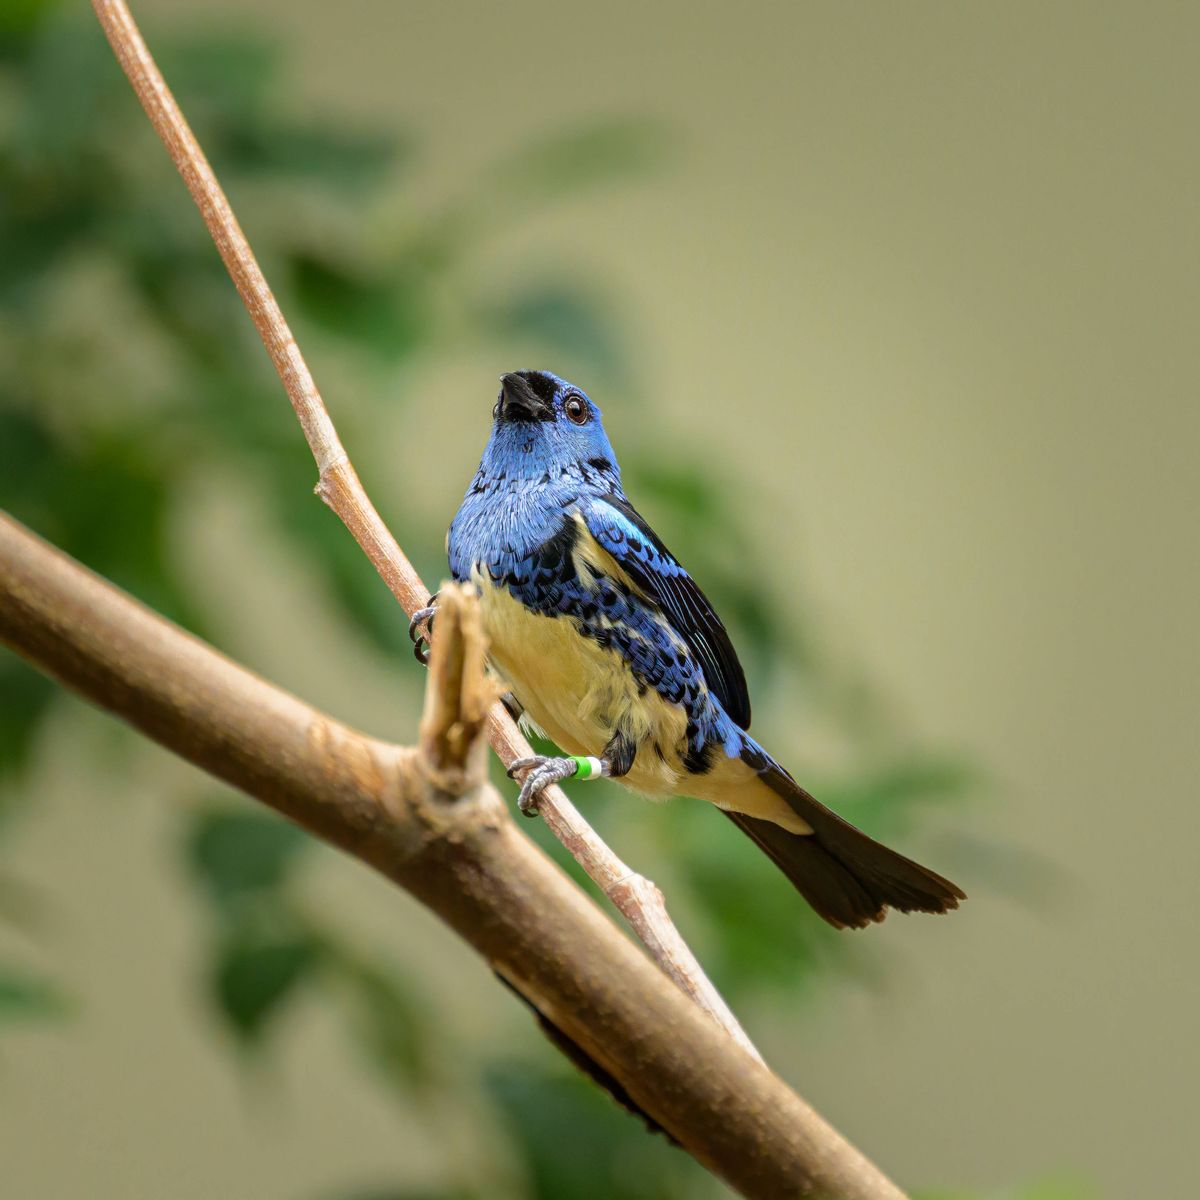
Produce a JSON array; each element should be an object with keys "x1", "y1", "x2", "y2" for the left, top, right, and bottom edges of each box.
[{"x1": 472, "y1": 517, "x2": 810, "y2": 834}]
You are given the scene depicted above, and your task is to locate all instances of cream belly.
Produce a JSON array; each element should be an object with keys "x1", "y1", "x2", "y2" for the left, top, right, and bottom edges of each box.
[
  {"x1": 472, "y1": 571, "x2": 811, "y2": 833},
  {"x1": 474, "y1": 571, "x2": 688, "y2": 796}
]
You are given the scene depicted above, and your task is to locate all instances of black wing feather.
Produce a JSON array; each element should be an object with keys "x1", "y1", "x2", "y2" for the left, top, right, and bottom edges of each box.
[{"x1": 584, "y1": 494, "x2": 751, "y2": 730}]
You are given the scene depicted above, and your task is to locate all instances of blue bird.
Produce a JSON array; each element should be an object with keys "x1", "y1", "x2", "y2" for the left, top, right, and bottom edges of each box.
[{"x1": 431, "y1": 370, "x2": 964, "y2": 928}]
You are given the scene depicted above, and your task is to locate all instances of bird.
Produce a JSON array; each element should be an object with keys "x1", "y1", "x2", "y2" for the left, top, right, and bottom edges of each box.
[{"x1": 421, "y1": 369, "x2": 964, "y2": 929}]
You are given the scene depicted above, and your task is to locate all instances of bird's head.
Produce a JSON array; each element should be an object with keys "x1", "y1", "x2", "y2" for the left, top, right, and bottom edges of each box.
[{"x1": 481, "y1": 370, "x2": 619, "y2": 482}]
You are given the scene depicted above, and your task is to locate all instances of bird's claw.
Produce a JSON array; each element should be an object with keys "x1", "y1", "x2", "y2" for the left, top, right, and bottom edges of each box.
[
  {"x1": 408, "y1": 597, "x2": 439, "y2": 665},
  {"x1": 506, "y1": 755, "x2": 579, "y2": 817}
]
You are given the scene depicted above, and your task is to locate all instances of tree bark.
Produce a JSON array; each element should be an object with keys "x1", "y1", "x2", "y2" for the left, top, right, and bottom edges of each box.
[{"x1": 0, "y1": 511, "x2": 905, "y2": 1200}]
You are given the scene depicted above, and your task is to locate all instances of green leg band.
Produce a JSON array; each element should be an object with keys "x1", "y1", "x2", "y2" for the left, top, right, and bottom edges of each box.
[{"x1": 569, "y1": 755, "x2": 604, "y2": 781}]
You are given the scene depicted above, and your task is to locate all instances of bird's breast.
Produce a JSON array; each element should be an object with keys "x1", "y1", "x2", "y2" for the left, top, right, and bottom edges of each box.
[{"x1": 471, "y1": 569, "x2": 689, "y2": 797}]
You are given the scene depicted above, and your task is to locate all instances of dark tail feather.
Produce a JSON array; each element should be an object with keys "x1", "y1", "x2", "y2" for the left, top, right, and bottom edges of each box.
[{"x1": 726, "y1": 765, "x2": 965, "y2": 929}]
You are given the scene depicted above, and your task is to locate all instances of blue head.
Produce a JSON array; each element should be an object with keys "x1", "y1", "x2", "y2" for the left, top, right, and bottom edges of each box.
[{"x1": 479, "y1": 371, "x2": 620, "y2": 484}]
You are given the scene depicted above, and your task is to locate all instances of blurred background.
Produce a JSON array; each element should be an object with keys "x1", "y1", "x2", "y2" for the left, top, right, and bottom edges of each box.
[{"x1": 1, "y1": 2, "x2": 1196, "y2": 1197}]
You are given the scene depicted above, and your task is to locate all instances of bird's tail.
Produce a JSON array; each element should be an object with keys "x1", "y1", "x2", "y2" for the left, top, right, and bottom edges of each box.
[{"x1": 727, "y1": 750, "x2": 965, "y2": 929}]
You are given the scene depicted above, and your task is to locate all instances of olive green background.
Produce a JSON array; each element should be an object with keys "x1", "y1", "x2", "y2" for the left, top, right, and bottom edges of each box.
[{"x1": 3, "y1": 3, "x2": 1197, "y2": 1197}]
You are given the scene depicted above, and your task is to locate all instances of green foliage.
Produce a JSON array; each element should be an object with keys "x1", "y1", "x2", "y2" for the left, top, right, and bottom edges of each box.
[
  {"x1": 187, "y1": 808, "x2": 310, "y2": 908},
  {"x1": 485, "y1": 1062, "x2": 700, "y2": 1200},
  {"x1": 332, "y1": 953, "x2": 434, "y2": 1093},
  {"x1": 185, "y1": 803, "x2": 320, "y2": 1042},
  {"x1": 213, "y1": 927, "x2": 321, "y2": 1042},
  {"x1": 183, "y1": 798, "x2": 435, "y2": 1088},
  {"x1": 0, "y1": 963, "x2": 70, "y2": 1024},
  {"x1": 670, "y1": 803, "x2": 840, "y2": 992},
  {"x1": 625, "y1": 456, "x2": 800, "y2": 685},
  {"x1": 487, "y1": 117, "x2": 673, "y2": 207},
  {"x1": 0, "y1": 11, "x2": 997, "y2": 1199},
  {"x1": 0, "y1": 656, "x2": 54, "y2": 778},
  {"x1": 820, "y1": 757, "x2": 977, "y2": 839},
  {"x1": 478, "y1": 281, "x2": 626, "y2": 386},
  {"x1": 291, "y1": 252, "x2": 427, "y2": 363}
]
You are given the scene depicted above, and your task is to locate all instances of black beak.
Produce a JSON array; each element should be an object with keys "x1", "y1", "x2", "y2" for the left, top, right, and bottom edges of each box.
[{"x1": 497, "y1": 371, "x2": 554, "y2": 423}]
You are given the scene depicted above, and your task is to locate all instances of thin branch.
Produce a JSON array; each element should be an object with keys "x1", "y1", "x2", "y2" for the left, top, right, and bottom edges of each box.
[
  {"x1": 0, "y1": 513, "x2": 905, "y2": 1200},
  {"x1": 419, "y1": 583, "x2": 497, "y2": 792},
  {"x1": 91, "y1": 0, "x2": 758, "y2": 1058}
]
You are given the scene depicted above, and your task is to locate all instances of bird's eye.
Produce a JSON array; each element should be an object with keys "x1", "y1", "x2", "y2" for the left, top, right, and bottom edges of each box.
[{"x1": 564, "y1": 395, "x2": 589, "y2": 425}]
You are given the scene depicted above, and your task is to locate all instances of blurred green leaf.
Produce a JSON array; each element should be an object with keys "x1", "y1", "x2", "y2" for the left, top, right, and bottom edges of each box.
[
  {"x1": 224, "y1": 123, "x2": 402, "y2": 192},
  {"x1": 51, "y1": 440, "x2": 196, "y2": 622},
  {"x1": 630, "y1": 464, "x2": 728, "y2": 529},
  {"x1": 670, "y1": 758, "x2": 971, "y2": 993},
  {"x1": 160, "y1": 33, "x2": 403, "y2": 194},
  {"x1": 0, "y1": 0, "x2": 63, "y2": 45},
  {"x1": 15, "y1": 15, "x2": 120, "y2": 170},
  {"x1": 0, "y1": 962, "x2": 70, "y2": 1023},
  {"x1": 485, "y1": 1062, "x2": 699, "y2": 1200},
  {"x1": 291, "y1": 252, "x2": 427, "y2": 362},
  {"x1": 478, "y1": 281, "x2": 625, "y2": 384},
  {"x1": 186, "y1": 807, "x2": 310, "y2": 908},
  {"x1": 156, "y1": 33, "x2": 281, "y2": 123},
  {"x1": 267, "y1": 451, "x2": 413, "y2": 655},
  {"x1": 494, "y1": 117, "x2": 673, "y2": 205},
  {"x1": 619, "y1": 455, "x2": 798, "y2": 685},
  {"x1": 0, "y1": 409, "x2": 56, "y2": 507},
  {"x1": 212, "y1": 928, "x2": 320, "y2": 1042},
  {"x1": 336, "y1": 956, "x2": 432, "y2": 1093},
  {"x1": 669, "y1": 802, "x2": 840, "y2": 994},
  {"x1": 707, "y1": 576, "x2": 782, "y2": 678},
  {"x1": 819, "y1": 757, "x2": 975, "y2": 839},
  {"x1": 0, "y1": 410, "x2": 206, "y2": 634},
  {"x1": 0, "y1": 653, "x2": 55, "y2": 778}
]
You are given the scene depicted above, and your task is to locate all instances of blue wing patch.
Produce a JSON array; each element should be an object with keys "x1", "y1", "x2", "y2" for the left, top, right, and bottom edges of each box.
[{"x1": 582, "y1": 494, "x2": 751, "y2": 730}]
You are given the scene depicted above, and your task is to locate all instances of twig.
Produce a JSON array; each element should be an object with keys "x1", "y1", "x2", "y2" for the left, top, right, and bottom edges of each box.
[
  {"x1": 419, "y1": 583, "x2": 497, "y2": 792},
  {"x1": 0, "y1": 513, "x2": 906, "y2": 1200},
  {"x1": 91, "y1": 0, "x2": 759, "y2": 1059}
]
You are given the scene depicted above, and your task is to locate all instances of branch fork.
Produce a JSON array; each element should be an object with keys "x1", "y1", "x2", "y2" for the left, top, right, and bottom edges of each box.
[
  {"x1": 418, "y1": 583, "x2": 498, "y2": 796},
  {"x1": 0, "y1": 511, "x2": 902, "y2": 1198}
]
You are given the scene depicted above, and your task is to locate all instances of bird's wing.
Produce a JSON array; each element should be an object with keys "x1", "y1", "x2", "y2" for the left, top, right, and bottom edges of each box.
[{"x1": 581, "y1": 493, "x2": 751, "y2": 730}]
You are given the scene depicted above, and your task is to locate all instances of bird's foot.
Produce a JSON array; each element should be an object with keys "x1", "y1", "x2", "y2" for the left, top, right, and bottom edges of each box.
[
  {"x1": 506, "y1": 754, "x2": 605, "y2": 817},
  {"x1": 407, "y1": 595, "x2": 439, "y2": 665}
]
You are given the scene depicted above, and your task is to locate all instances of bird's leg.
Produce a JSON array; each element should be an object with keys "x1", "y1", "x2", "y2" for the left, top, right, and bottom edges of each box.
[
  {"x1": 407, "y1": 593, "x2": 439, "y2": 665},
  {"x1": 507, "y1": 731, "x2": 636, "y2": 817},
  {"x1": 601, "y1": 729, "x2": 637, "y2": 779},
  {"x1": 500, "y1": 691, "x2": 524, "y2": 722}
]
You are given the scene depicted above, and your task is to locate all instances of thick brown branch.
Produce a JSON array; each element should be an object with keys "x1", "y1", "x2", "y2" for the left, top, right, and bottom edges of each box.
[
  {"x1": 91, "y1": 0, "x2": 758, "y2": 1055},
  {"x1": 0, "y1": 513, "x2": 905, "y2": 1200}
]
